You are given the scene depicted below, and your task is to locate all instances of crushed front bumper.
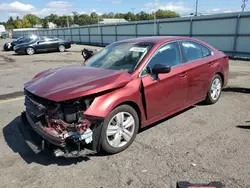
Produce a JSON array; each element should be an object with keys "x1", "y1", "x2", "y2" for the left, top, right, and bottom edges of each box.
[{"x1": 19, "y1": 112, "x2": 104, "y2": 158}]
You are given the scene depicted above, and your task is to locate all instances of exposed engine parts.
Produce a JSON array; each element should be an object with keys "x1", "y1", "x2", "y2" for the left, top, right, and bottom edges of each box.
[{"x1": 25, "y1": 90, "x2": 94, "y2": 145}]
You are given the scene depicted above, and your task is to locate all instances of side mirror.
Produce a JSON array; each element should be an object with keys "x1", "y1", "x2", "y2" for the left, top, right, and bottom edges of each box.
[{"x1": 152, "y1": 64, "x2": 171, "y2": 75}]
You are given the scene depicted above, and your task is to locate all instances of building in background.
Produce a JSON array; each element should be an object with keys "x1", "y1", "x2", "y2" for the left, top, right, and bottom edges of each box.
[
  {"x1": 99, "y1": 18, "x2": 128, "y2": 24},
  {"x1": 48, "y1": 22, "x2": 57, "y2": 28},
  {"x1": 0, "y1": 25, "x2": 6, "y2": 33},
  {"x1": 33, "y1": 24, "x2": 43, "y2": 28}
]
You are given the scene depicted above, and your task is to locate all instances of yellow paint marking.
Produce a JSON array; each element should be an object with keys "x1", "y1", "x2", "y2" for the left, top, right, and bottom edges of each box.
[{"x1": 0, "y1": 96, "x2": 25, "y2": 104}]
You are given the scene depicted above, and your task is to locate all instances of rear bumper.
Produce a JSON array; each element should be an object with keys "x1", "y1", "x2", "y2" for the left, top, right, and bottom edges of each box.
[{"x1": 65, "y1": 43, "x2": 71, "y2": 49}]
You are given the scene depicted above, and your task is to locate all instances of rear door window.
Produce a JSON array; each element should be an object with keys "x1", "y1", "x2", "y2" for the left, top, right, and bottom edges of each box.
[
  {"x1": 200, "y1": 44, "x2": 212, "y2": 57},
  {"x1": 181, "y1": 41, "x2": 203, "y2": 62}
]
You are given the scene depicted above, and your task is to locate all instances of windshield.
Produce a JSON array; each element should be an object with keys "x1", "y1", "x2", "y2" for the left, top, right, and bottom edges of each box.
[
  {"x1": 15, "y1": 37, "x2": 23, "y2": 41},
  {"x1": 85, "y1": 42, "x2": 154, "y2": 73},
  {"x1": 20, "y1": 37, "x2": 36, "y2": 43}
]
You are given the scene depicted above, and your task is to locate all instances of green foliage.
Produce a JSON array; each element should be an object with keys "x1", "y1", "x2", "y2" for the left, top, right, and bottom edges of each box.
[
  {"x1": 22, "y1": 17, "x2": 32, "y2": 28},
  {"x1": 155, "y1": 9, "x2": 180, "y2": 19},
  {"x1": 13, "y1": 19, "x2": 23, "y2": 28},
  {"x1": 5, "y1": 16, "x2": 15, "y2": 30},
  {"x1": 1, "y1": 9, "x2": 180, "y2": 29},
  {"x1": 24, "y1": 14, "x2": 40, "y2": 26},
  {"x1": 41, "y1": 18, "x2": 49, "y2": 28}
]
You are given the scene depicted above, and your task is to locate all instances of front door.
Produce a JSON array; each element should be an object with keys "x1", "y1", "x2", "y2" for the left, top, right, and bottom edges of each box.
[{"x1": 141, "y1": 42, "x2": 188, "y2": 121}]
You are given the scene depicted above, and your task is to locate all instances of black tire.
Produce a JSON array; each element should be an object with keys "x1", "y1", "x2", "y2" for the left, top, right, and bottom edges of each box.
[
  {"x1": 204, "y1": 74, "x2": 222, "y2": 105},
  {"x1": 58, "y1": 45, "x2": 65, "y2": 52},
  {"x1": 100, "y1": 105, "x2": 139, "y2": 154}
]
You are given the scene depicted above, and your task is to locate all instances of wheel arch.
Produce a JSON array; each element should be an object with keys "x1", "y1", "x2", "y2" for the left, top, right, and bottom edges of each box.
[
  {"x1": 113, "y1": 101, "x2": 142, "y2": 127},
  {"x1": 215, "y1": 72, "x2": 224, "y2": 86}
]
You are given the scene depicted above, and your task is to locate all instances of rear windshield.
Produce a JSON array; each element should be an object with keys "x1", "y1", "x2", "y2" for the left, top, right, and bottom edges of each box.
[{"x1": 85, "y1": 42, "x2": 154, "y2": 73}]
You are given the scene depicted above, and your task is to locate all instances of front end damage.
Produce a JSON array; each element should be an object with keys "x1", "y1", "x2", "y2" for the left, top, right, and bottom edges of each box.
[{"x1": 19, "y1": 90, "x2": 104, "y2": 158}]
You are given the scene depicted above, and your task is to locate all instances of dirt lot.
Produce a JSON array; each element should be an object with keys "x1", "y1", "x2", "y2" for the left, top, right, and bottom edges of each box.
[{"x1": 0, "y1": 39, "x2": 250, "y2": 188}]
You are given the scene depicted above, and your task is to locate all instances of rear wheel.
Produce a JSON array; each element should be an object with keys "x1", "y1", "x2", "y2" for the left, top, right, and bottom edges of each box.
[
  {"x1": 100, "y1": 105, "x2": 139, "y2": 154},
  {"x1": 58, "y1": 45, "x2": 65, "y2": 52},
  {"x1": 204, "y1": 74, "x2": 222, "y2": 104},
  {"x1": 26, "y1": 47, "x2": 34, "y2": 55}
]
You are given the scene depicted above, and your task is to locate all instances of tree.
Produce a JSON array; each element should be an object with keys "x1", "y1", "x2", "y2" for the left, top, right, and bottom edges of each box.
[
  {"x1": 136, "y1": 11, "x2": 151, "y2": 20},
  {"x1": 22, "y1": 17, "x2": 32, "y2": 28},
  {"x1": 41, "y1": 18, "x2": 49, "y2": 28},
  {"x1": 90, "y1": 12, "x2": 98, "y2": 18},
  {"x1": 45, "y1": 14, "x2": 59, "y2": 25},
  {"x1": 72, "y1": 12, "x2": 79, "y2": 25},
  {"x1": 13, "y1": 19, "x2": 23, "y2": 28},
  {"x1": 107, "y1": 12, "x2": 115, "y2": 18},
  {"x1": 155, "y1": 9, "x2": 180, "y2": 19},
  {"x1": 124, "y1": 12, "x2": 136, "y2": 21},
  {"x1": 5, "y1": 16, "x2": 15, "y2": 30},
  {"x1": 24, "y1": 14, "x2": 40, "y2": 26}
]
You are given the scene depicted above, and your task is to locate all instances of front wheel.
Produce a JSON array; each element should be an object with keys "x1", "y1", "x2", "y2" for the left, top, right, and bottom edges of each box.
[
  {"x1": 100, "y1": 105, "x2": 139, "y2": 154},
  {"x1": 204, "y1": 74, "x2": 222, "y2": 104},
  {"x1": 26, "y1": 47, "x2": 35, "y2": 55}
]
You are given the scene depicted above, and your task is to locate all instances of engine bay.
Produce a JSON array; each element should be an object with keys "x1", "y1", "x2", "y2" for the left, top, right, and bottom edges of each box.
[{"x1": 24, "y1": 90, "x2": 94, "y2": 145}]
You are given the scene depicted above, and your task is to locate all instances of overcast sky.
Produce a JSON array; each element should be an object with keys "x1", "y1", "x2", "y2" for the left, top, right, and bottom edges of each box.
[{"x1": 0, "y1": 0, "x2": 247, "y2": 21}]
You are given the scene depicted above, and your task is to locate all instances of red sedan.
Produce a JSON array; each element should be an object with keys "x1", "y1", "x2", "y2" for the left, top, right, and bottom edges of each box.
[{"x1": 21, "y1": 36, "x2": 229, "y2": 157}]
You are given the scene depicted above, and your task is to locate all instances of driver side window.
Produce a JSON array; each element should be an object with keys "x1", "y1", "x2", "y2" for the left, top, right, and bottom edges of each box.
[{"x1": 141, "y1": 42, "x2": 181, "y2": 76}]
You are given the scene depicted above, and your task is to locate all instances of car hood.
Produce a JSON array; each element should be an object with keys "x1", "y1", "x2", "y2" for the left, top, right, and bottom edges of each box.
[
  {"x1": 24, "y1": 65, "x2": 132, "y2": 102},
  {"x1": 15, "y1": 41, "x2": 33, "y2": 48}
]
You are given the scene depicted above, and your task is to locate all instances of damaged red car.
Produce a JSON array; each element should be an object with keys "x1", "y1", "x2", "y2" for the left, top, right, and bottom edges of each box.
[{"x1": 20, "y1": 36, "x2": 229, "y2": 157}]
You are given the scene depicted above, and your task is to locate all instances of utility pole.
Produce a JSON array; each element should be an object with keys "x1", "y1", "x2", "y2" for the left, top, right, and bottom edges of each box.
[
  {"x1": 242, "y1": 0, "x2": 248, "y2": 11},
  {"x1": 153, "y1": 11, "x2": 156, "y2": 35},
  {"x1": 195, "y1": 0, "x2": 199, "y2": 16},
  {"x1": 131, "y1": 8, "x2": 135, "y2": 14},
  {"x1": 66, "y1": 15, "x2": 69, "y2": 28}
]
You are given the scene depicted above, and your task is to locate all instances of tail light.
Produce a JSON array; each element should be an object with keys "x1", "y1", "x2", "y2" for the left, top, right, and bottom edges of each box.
[
  {"x1": 225, "y1": 56, "x2": 229, "y2": 62},
  {"x1": 68, "y1": 40, "x2": 71, "y2": 43}
]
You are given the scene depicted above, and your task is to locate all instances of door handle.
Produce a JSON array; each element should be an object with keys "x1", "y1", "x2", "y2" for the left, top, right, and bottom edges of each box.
[
  {"x1": 180, "y1": 72, "x2": 187, "y2": 78},
  {"x1": 208, "y1": 61, "x2": 214, "y2": 66}
]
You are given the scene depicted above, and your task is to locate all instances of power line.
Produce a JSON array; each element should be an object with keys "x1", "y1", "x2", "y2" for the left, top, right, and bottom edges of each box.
[{"x1": 242, "y1": 0, "x2": 248, "y2": 11}]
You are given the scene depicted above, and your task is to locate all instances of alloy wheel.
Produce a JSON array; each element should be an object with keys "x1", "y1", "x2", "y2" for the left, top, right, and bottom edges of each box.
[
  {"x1": 59, "y1": 45, "x2": 65, "y2": 52},
  {"x1": 210, "y1": 77, "x2": 222, "y2": 101},
  {"x1": 27, "y1": 48, "x2": 34, "y2": 55},
  {"x1": 106, "y1": 112, "x2": 135, "y2": 148}
]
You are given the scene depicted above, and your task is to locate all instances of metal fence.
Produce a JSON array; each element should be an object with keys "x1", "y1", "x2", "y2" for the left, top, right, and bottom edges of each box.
[{"x1": 13, "y1": 11, "x2": 250, "y2": 58}]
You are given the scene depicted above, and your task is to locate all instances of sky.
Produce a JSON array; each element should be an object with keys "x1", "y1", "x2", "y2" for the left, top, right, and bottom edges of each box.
[{"x1": 0, "y1": 0, "x2": 248, "y2": 22}]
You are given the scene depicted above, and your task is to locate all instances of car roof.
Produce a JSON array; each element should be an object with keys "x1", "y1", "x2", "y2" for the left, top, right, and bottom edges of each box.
[{"x1": 116, "y1": 36, "x2": 193, "y2": 44}]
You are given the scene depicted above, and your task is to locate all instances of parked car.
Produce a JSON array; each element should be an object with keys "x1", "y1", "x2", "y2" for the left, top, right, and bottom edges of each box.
[
  {"x1": 20, "y1": 36, "x2": 229, "y2": 157},
  {"x1": 3, "y1": 35, "x2": 37, "y2": 51},
  {"x1": 14, "y1": 36, "x2": 71, "y2": 55},
  {"x1": 3, "y1": 37, "x2": 24, "y2": 51},
  {"x1": 81, "y1": 48, "x2": 101, "y2": 61}
]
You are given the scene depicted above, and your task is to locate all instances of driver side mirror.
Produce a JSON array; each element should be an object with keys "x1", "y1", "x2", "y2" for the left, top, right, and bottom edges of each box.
[{"x1": 152, "y1": 64, "x2": 171, "y2": 75}]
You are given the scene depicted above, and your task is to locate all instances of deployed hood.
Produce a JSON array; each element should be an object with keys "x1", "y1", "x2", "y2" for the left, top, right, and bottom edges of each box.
[{"x1": 24, "y1": 65, "x2": 132, "y2": 102}]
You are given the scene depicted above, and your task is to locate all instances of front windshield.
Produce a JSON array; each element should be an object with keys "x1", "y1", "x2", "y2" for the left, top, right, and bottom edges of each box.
[
  {"x1": 85, "y1": 42, "x2": 154, "y2": 73},
  {"x1": 20, "y1": 37, "x2": 35, "y2": 43}
]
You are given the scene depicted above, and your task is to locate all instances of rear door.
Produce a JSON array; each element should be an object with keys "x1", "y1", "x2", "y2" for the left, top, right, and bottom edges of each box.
[
  {"x1": 141, "y1": 42, "x2": 188, "y2": 121},
  {"x1": 35, "y1": 37, "x2": 48, "y2": 52},
  {"x1": 180, "y1": 40, "x2": 216, "y2": 104},
  {"x1": 46, "y1": 37, "x2": 59, "y2": 50}
]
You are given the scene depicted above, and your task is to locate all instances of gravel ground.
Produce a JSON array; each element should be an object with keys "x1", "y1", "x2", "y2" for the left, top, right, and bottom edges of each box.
[{"x1": 0, "y1": 39, "x2": 250, "y2": 188}]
